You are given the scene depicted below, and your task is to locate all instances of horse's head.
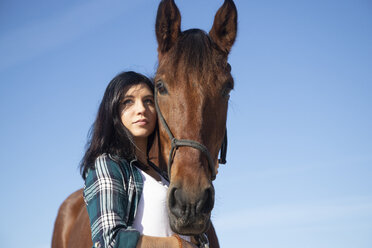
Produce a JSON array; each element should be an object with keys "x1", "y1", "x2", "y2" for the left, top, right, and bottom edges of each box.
[{"x1": 154, "y1": 0, "x2": 237, "y2": 235}]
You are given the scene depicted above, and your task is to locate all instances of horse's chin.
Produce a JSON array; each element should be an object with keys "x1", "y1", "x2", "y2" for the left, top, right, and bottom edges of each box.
[{"x1": 169, "y1": 214, "x2": 211, "y2": 236}]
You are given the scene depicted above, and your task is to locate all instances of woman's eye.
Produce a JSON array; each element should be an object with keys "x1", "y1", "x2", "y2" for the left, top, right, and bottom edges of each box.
[
  {"x1": 122, "y1": 99, "x2": 133, "y2": 106},
  {"x1": 156, "y1": 80, "x2": 168, "y2": 95},
  {"x1": 144, "y1": 98, "x2": 154, "y2": 105}
]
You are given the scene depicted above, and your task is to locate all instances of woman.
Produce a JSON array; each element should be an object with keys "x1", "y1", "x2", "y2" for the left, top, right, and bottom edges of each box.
[{"x1": 80, "y1": 71, "x2": 197, "y2": 248}]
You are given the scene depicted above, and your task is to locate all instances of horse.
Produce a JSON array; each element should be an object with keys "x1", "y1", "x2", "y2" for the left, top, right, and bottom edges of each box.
[{"x1": 52, "y1": 0, "x2": 237, "y2": 247}]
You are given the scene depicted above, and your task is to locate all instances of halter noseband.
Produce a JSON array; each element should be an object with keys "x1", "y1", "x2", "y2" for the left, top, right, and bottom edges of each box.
[{"x1": 154, "y1": 85, "x2": 227, "y2": 181}]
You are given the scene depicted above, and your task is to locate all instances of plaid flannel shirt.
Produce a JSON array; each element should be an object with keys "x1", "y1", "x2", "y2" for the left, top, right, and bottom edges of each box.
[{"x1": 83, "y1": 154, "x2": 143, "y2": 248}]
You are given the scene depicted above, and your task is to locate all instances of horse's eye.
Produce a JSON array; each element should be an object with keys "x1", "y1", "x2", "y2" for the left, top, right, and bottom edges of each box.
[
  {"x1": 156, "y1": 80, "x2": 168, "y2": 95},
  {"x1": 222, "y1": 82, "x2": 233, "y2": 100},
  {"x1": 226, "y1": 63, "x2": 231, "y2": 72},
  {"x1": 222, "y1": 87, "x2": 232, "y2": 100}
]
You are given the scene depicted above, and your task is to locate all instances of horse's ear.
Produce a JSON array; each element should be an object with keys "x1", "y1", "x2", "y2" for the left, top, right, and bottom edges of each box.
[
  {"x1": 209, "y1": 0, "x2": 237, "y2": 54},
  {"x1": 155, "y1": 0, "x2": 181, "y2": 57}
]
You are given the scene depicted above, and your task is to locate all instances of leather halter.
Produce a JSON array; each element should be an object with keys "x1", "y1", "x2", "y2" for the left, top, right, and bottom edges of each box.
[{"x1": 154, "y1": 84, "x2": 227, "y2": 181}]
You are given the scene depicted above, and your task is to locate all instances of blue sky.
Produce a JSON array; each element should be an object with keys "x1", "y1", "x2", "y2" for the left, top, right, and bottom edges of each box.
[{"x1": 0, "y1": 0, "x2": 371, "y2": 247}]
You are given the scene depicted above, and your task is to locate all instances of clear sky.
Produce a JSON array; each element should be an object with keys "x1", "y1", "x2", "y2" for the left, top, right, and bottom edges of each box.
[{"x1": 0, "y1": 0, "x2": 371, "y2": 247}]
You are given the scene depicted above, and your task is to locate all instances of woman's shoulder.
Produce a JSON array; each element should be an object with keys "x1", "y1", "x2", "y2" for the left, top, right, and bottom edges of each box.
[
  {"x1": 86, "y1": 153, "x2": 133, "y2": 180},
  {"x1": 95, "y1": 153, "x2": 130, "y2": 167},
  {"x1": 84, "y1": 154, "x2": 132, "y2": 203}
]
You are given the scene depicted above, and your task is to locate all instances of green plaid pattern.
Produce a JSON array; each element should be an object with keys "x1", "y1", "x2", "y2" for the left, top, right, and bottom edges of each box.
[{"x1": 84, "y1": 154, "x2": 143, "y2": 248}]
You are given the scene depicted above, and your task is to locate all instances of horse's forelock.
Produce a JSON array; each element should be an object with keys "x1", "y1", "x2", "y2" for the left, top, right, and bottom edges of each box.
[{"x1": 167, "y1": 29, "x2": 222, "y2": 80}]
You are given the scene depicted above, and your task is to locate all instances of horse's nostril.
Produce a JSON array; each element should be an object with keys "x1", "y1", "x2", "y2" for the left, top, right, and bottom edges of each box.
[
  {"x1": 169, "y1": 187, "x2": 185, "y2": 218},
  {"x1": 196, "y1": 187, "x2": 214, "y2": 214},
  {"x1": 169, "y1": 187, "x2": 177, "y2": 209}
]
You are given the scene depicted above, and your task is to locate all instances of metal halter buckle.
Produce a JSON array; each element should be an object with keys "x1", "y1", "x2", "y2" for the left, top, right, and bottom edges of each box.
[{"x1": 195, "y1": 233, "x2": 209, "y2": 248}]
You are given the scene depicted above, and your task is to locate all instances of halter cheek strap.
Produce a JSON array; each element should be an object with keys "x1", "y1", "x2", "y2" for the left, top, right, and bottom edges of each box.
[{"x1": 218, "y1": 129, "x2": 227, "y2": 164}]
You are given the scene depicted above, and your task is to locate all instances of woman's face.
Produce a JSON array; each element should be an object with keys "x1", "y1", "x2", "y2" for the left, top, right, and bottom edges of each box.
[{"x1": 120, "y1": 83, "x2": 157, "y2": 141}]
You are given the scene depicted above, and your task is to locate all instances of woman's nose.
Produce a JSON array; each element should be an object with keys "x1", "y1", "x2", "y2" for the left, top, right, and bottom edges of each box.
[{"x1": 135, "y1": 100, "x2": 146, "y2": 114}]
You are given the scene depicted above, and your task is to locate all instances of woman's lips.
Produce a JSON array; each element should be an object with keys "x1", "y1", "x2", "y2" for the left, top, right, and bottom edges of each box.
[{"x1": 134, "y1": 119, "x2": 148, "y2": 125}]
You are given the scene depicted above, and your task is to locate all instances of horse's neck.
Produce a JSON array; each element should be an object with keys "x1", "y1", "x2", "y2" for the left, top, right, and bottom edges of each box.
[{"x1": 148, "y1": 128, "x2": 167, "y2": 172}]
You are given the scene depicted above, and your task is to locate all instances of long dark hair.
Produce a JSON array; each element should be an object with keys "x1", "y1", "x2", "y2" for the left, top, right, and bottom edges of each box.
[{"x1": 80, "y1": 71, "x2": 155, "y2": 179}]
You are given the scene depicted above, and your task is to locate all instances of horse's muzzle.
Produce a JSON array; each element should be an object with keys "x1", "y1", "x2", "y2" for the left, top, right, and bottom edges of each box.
[{"x1": 168, "y1": 185, "x2": 214, "y2": 235}]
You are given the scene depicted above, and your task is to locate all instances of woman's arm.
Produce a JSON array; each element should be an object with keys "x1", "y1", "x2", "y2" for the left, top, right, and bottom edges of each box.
[
  {"x1": 137, "y1": 235, "x2": 196, "y2": 248},
  {"x1": 84, "y1": 155, "x2": 141, "y2": 248}
]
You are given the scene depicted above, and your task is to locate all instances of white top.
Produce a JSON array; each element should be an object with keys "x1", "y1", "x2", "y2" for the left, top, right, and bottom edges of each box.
[{"x1": 132, "y1": 169, "x2": 190, "y2": 242}]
